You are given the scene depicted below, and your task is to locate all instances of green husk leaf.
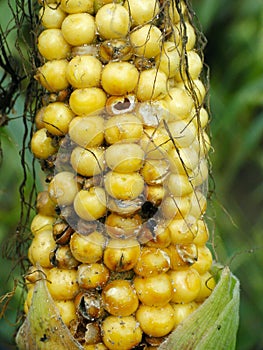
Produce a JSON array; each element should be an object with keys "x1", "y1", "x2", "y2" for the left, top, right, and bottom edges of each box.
[
  {"x1": 158, "y1": 266, "x2": 240, "y2": 350},
  {"x1": 16, "y1": 271, "x2": 83, "y2": 350}
]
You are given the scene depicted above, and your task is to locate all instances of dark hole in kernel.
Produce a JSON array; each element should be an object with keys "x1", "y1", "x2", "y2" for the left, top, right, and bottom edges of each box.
[
  {"x1": 114, "y1": 98, "x2": 131, "y2": 111},
  {"x1": 40, "y1": 334, "x2": 48, "y2": 342},
  {"x1": 141, "y1": 201, "x2": 158, "y2": 220},
  {"x1": 49, "y1": 246, "x2": 58, "y2": 267}
]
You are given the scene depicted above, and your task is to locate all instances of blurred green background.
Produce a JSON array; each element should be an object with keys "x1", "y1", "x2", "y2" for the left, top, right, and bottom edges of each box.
[{"x1": 0, "y1": 0, "x2": 263, "y2": 349}]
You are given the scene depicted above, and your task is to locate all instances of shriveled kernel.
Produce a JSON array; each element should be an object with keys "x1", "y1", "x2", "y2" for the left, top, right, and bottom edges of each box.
[
  {"x1": 61, "y1": 13, "x2": 96, "y2": 46},
  {"x1": 107, "y1": 197, "x2": 143, "y2": 216},
  {"x1": 102, "y1": 280, "x2": 139, "y2": 316},
  {"x1": 74, "y1": 290, "x2": 104, "y2": 321},
  {"x1": 50, "y1": 245, "x2": 79, "y2": 269},
  {"x1": 101, "y1": 315, "x2": 142, "y2": 350},
  {"x1": 137, "y1": 100, "x2": 169, "y2": 127},
  {"x1": 84, "y1": 322, "x2": 101, "y2": 345},
  {"x1": 37, "y1": 29, "x2": 71, "y2": 60},
  {"x1": 70, "y1": 231, "x2": 105, "y2": 264},
  {"x1": 99, "y1": 39, "x2": 133, "y2": 63},
  {"x1": 136, "y1": 304, "x2": 175, "y2": 337},
  {"x1": 96, "y1": 3, "x2": 130, "y2": 39}
]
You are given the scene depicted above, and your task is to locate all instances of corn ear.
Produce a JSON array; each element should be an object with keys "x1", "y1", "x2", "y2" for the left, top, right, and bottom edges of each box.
[{"x1": 16, "y1": 0, "x2": 240, "y2": 348}]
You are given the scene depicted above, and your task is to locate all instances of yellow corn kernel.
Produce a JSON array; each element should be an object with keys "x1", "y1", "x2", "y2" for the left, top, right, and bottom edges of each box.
[
  {"x1": 70, "y1": 231, "x2": 105, "y2": 264},
  {"x1": 102, "y1": 280, "x2": 139, "y2": 316},
  {"x1": 47, "y1": 268, "x2": 79, "y2": 300},
  {"x1": 136, "y1": 304, "x2": 175, "y2": 337},
  {"x1": 101, "y1": 316, "x2": 142, "y2": 350}
]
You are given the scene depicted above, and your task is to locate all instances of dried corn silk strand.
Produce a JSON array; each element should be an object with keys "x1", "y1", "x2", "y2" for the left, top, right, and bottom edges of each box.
[{"x1": 18, "y1": 0, "x2": 217, "y2": 349}]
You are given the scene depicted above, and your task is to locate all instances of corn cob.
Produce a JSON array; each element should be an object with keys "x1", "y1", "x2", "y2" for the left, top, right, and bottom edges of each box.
[{"x1": 24, "y1": 0, "x2": 216, "y2": 348}]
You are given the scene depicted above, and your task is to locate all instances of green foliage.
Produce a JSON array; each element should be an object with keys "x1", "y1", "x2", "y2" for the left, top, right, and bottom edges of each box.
[{"x1": 195, "y1": 1, "x2": 263, "y2": 349}]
